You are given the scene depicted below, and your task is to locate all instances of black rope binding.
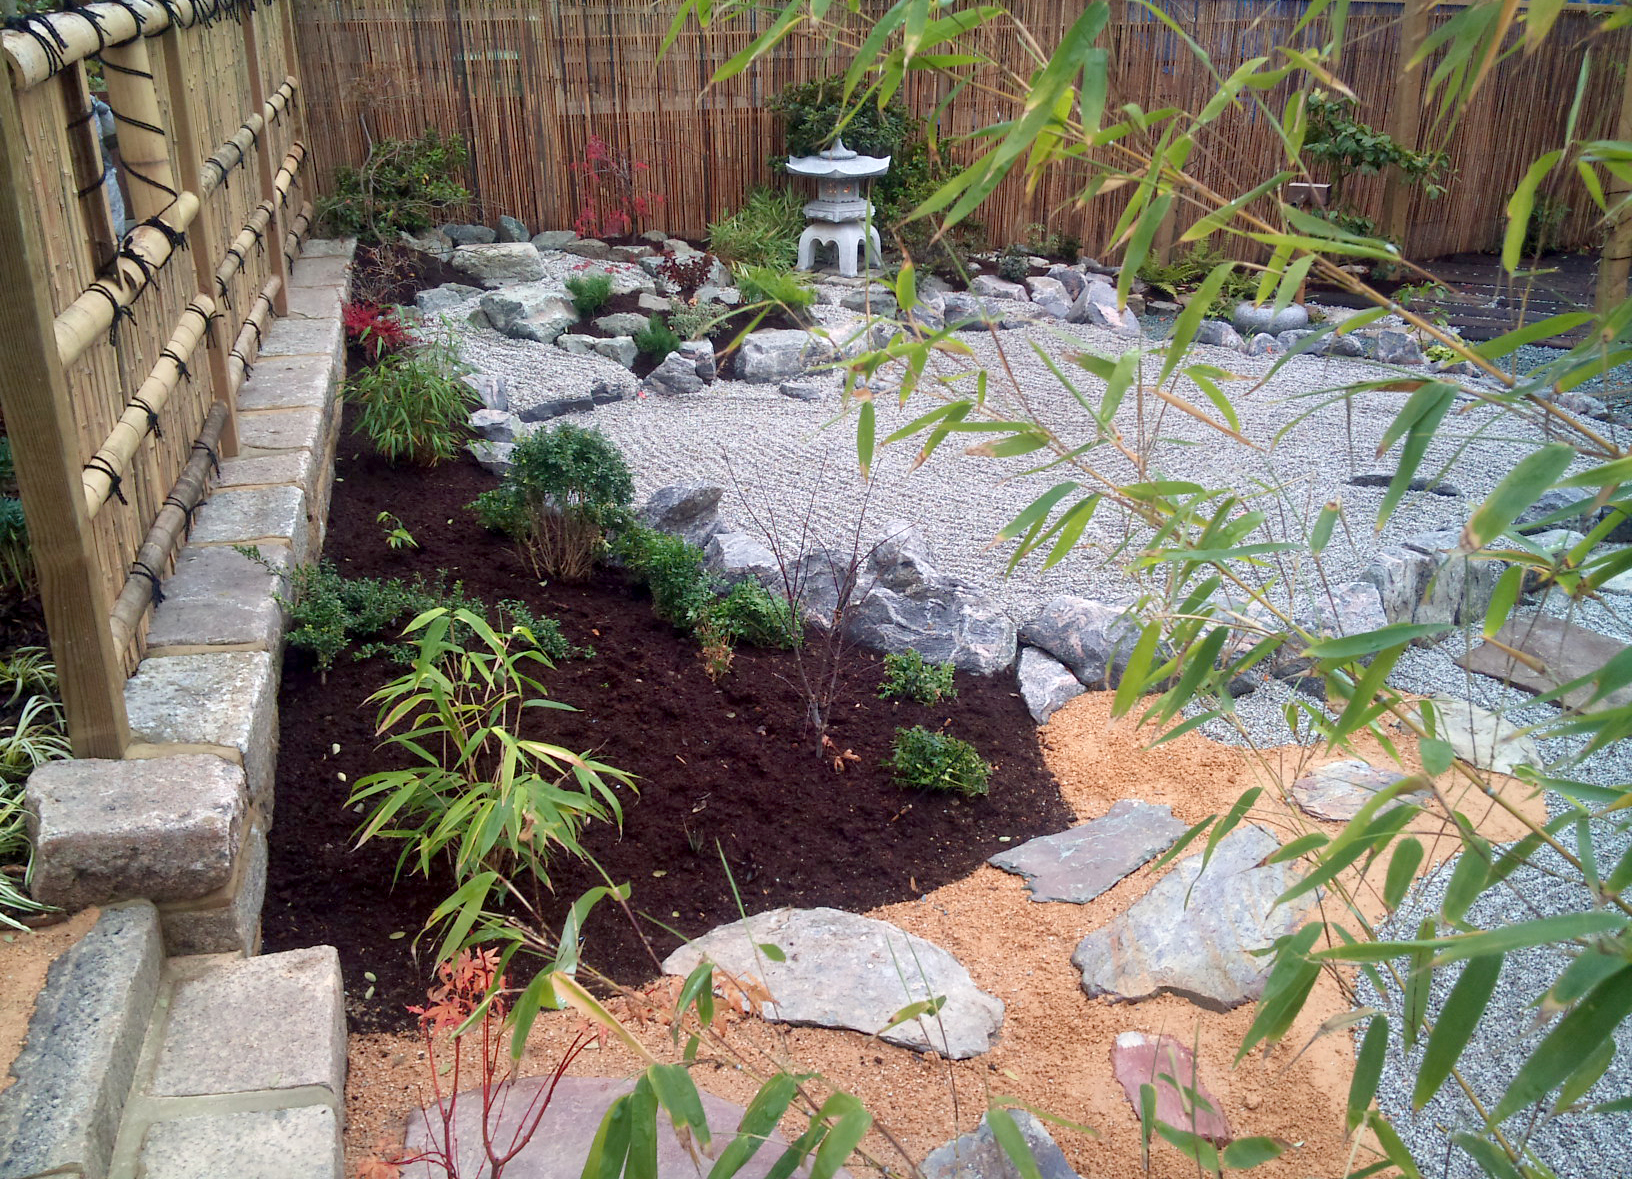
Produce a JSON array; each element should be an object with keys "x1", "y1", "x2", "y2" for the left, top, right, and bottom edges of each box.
[
  {"x1": 128, "y1": 560, "x2": 164, "y2": 606},
  {"x1": 139, "y1": 212, "x2": 187, "y2": 253},
  {"x1": 66, "y1": 105, "x2": 96, "y2": 130},
  {"x1": 85, "y1": 282, "x2": 136, "y2": 347},
  {"x1": 160, "y1": 346, "x2": 192, "y2": 381},
  {"x1": 5, "y1": 13, "x2": 69, "y2": 77},
  {"x1": 123, "y1": 164, "x2": 179, "y2": 199},
  {"x1": 61, "y1": 2, "x2": 110, "y2": 54},
  {"x1": 83, "y1": 455, "x2": 127, "y2": 505},
  {"x1": 243, "y1": 316, "x2": 263, "y2": 349},
  {"x1": 228, "y1": 348, "x2": 253, "y2": 380},
  {"x1": 129, "y1": 395, "x2": 163, "y2": 439},
  {"x1": 162, "y1": 493, "x2": 195, "y2": 540},
  {"x1": 110, "y1": 108, "x2": 167, "y2": 137},
  {"x1": 97, "y1": 0, "x2": 147, "y2": 46},
  {"x1": 191, "y1": 438, "x2": 221, "y2": 476}
]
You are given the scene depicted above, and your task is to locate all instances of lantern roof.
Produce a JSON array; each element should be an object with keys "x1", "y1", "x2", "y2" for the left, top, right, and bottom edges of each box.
[{"x1": 785, "y1": 138, "x2": 890, "y2": 179}]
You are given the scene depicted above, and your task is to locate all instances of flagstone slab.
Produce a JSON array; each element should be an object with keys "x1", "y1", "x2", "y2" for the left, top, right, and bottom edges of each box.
[
  {"x1": 920, "y1": 1111, "x2": 1081, "y2": 1179},
  {"x1": 1290, "y1": 759, "x2": 1430, "y2": 823},
  {"x1": 987, "y1": 800, "x2": 1185, "y2": 903},
  {"x1": 1110, "y1": 1031, "x2": 1231, "y2": 1144},
  {"x1": 662, "y1": 907, "x2": 1003, "y2": 1058},
  {"x1": 1455, "y1": 615, "x2": 1632, "y2": 714},
  {"x1": 1414, "y1": 696, "x2": 1541, "y2": 776}
]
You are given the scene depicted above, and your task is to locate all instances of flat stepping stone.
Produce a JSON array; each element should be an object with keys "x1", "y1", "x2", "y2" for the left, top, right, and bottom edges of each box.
[
  {"x1": 1413, "y1": 696, "x2": 1541, "y2": 776},
  {"x1": 920, "y1": 1111, "x2": 1082, "y2": 1179},
  {"x1": 1071, "y1": 826, "x2": 1317, "y2": 1011},
  {"x1": 661, "y1": 907, "x2": 1003, "y2": 1059},
  {"x1": 1455, "y1": 615, "x2": 1632, "y2": 714},
  {"x1": 1290, "y1": 759, "x2": 1430, "y2": 823},
  {"x1": 1110, "y1": 1032, "x2": 1231, "y2": 1144},
  {"x1": 400, "y1": 1076, "x2": 829, "y2": 1179},
  {"x1": 987, "y1": 800, "x2": 1185, "y2": 903}
]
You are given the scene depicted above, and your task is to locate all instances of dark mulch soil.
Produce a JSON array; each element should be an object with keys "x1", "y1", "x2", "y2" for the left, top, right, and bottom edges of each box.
[
  {"x1": 349, "y1": 243, "x2": 467, "y2": 308},
  {"x1": 262, "y1": 424, "x2": 1071, "y2": 1030}
]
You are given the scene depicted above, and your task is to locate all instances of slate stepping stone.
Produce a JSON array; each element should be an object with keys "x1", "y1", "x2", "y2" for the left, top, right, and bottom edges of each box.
[
  {"x1": 399, "y1": 1076, "x2": 828, "y2": 1179},
  {"x1": 1071, "y1": 826, "x2": 1317, "y2": 1011},
  {"x1": 1455, "y1": 615, "x2": 1632, "y2": 714},
  {"x1": 987, "y1": 800, "x2": 1185, "y2": 903},
  {"x1": 1110, "y1": 1031, "x2": 1231, "y2": 1145},
  {"x1": 1290, "y1": 759, "x2": 1430, "y2": 823},
  {"x1": 661, "y1": 907, "x2": 1003, "y2": 1059},
  {"x1": 920, "y1": 1111, "x2": 1083, "y2": 1179},
  {"x1": 1413, "y1": 696, "x2": 1540, "y2": 776}
]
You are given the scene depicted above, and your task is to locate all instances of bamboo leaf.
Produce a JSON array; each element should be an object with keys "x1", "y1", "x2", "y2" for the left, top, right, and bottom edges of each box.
[
  {"x1": 1413, "y1": 954, "x2": 1502, "y2": 1109},
  {"x1": 1348, "y1": 1016, "x2": 1388, "y2": 1131},
  {"x1": 1503, "y1": 151, "x2": 1563, "y2": 272},
  {"x1": 1384, "y1": 837, "x2": 1425, "y2": 910},
  {"x1": 1461, "y1": 443, "x2": 1576, "y2": 553}
]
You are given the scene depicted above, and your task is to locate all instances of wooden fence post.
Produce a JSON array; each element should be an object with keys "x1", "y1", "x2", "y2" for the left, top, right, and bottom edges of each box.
[
  {"x1": 241, "y1": 4, "x2": 292, "y2": 316},
  {"x1": 0, "y1": 78, "x2": 131, "y2": 759},
  {"x1": 1597, "y1": 38, "x2": 1632, "y2": 313},
  {"x1": 1378, "y1": 0, "x2": 1430, "y2": 247}
]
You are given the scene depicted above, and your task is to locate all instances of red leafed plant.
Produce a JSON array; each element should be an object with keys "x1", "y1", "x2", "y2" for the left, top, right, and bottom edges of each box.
[
  {"x1": 343, "y1": 302, "x2": 413, "y2": 362},
  {"x1": 570, "y1": 134, "x2": 665, "y2": 240},
  {"x1": 361, "y1": 948, "x2": 590, "y2": 1179},
  {"x1": 656, "y1": 250, "x2": 715, "y2": 295}
]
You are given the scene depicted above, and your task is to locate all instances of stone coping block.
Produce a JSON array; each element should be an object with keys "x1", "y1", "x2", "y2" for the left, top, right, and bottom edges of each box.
[
  {"x1": 214, "y1": 450, "x2": 316, "y2": 496},
  {"x1": 284, "y1": 283, "x2": 343, "y2": 321},
  {"x1": 147, "y1": 946, "x2": 346, "y2": 1102},
  {"x1": 0, "y1": 902, "x2": 163, "y2": 1179},
  {"x1": 190, "y1": 484, "x2": 309, "y2": 566},
  {"x1": 236, "y1": 406, "x2": 325, "y2": 456},
  {"x1": 27, "y1": 754, "x2": 246, "y2": 910},
  {"x1": 256, "y1": 315, "x2": 342, "y2": 366},
  {"x1": 159, "y1": 823, "x2": 267, "y2": 956},
  {"x1": 138, "y1": 1105, "x2": 342, "y2": 1179},
  {"x1": 125, "y1": 651, "x2": 277, "y2": 815},
  {"x1": 294, "y1": 237, "x2": 355, "y2": 260},
  {"x1": 237, "y1": 354, "x2": 334, "y2": 412},
  {"x1": 146, "y1": 544, "x2": 290, "y2": 653}
]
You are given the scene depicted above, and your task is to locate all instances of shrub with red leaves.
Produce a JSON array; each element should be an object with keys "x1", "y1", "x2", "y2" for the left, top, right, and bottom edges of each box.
[
  {"x1": 343, "y1": 302, "x2": 413, "y2": 362},
  {"x1": 657, "y1": 250, "x2": 715, "y2": 295}
]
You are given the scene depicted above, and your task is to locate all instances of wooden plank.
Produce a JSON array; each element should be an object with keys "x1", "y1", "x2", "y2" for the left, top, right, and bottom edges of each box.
[{"x1": 0, "y1": 75, "x2": 130, "y2": 758}]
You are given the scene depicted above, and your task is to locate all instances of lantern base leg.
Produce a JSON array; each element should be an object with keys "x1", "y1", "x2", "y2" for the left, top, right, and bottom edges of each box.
[{"x1": 797, "y1": 222, "x2": 881, "y2": 278}]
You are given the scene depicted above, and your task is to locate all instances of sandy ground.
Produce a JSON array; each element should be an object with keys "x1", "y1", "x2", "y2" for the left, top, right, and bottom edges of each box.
[
  {"x1": 343, "y1": 694, "x2": 1544, "y2": 1178},
  {"x1": 0, "y1": 906, "x2": 98, "y2": 1094}
]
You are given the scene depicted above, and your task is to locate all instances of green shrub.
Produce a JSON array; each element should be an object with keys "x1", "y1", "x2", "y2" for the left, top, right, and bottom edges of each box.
[
  {"x1": 469, "y1": 424, "x2": 634, "y2": 581},
  {"x1": 565, "y1": 272, "x2": 614, "y2": 319},
  {"x1": 346, "y1": 348, "x2": 474, "y2": 466},
  {"x1": 494, "y1": 599, "x2": 593, "y2": 663},
  {"x1": 633, "y1": 316, "x2": 682, "y2": 361},
  {"x1": 667, "y1": 302, "x2": 724, "y2": 341},
  {"x1": 614, "y1": 524, "x2": 714, "y2": 631},
  {"x1": 316, "y1": 130, "x2": 470, "y2": 243},
  {"x1": 771, "y1": 75, "x2": 918, "y2": 160},
  {"x1": 702, "y1": 580, "x2": 801, "y2": 649},
  {"x1": 734, "y1": 265, "x2": 816, "y2": 315},
  {"x1": 707, "y1": 188, "x2": 805, "y2": 269},
  {"x1": 996, "y1": 250, "x2": 1030, "y2": 283},
  {"x1": 1137, "y1": 240, "x2": 1257, "y2": 319},
  {"x1": 878, "y1": 649, "x2": 957, "y2": 705},
  {"x1": 888, "y1": 725, "x2": 990, "y2": 797}
]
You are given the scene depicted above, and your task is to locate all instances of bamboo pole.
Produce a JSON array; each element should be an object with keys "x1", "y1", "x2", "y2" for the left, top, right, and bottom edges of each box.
[
  {"x1": 283, "y1": 200, "x2": 312, "y2": 271},
  {"x1": 107, "y1": 400, "x2": 228, "y2": 655},
  {"x1": 99, "y1": 33, "x2": 177, "y2": 223},
  {"x1": 52, "y1": 190, "x2": 199, "y2": 370},
  {"x1": 0, "y1": 0, "x2": 187, "y2": 91},
  {"x1": 1598, "y1": 35, "x2": 1632, "y2": 313},
  {"x1": 82, "y1": 297, "x2": 214, "y2": 517},
  {"x1": 227, "y1": 277, "x2": 279, "y2": 394},
  {"x1": 215, "y1": 199, "x2": 277, "y2": 294},
  {"x1": 198, "y1": 80, "x2": 297, "y2": 200},
  {"x1": 0, "y1": 72, "x2": 130, "y2": 756}
]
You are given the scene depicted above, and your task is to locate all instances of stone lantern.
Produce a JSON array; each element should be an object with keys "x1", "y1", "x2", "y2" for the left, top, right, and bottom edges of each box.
[{"x1": 786, "y1": 139, "x2": 890, "y2": 278}]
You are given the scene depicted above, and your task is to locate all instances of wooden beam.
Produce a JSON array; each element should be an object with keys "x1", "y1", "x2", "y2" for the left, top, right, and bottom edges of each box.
[
  {"x1": 0, "y1": 74, "x2": 130, "y2": 757},
  {"x1": 1598, "y1": 33, "x2": 1632, "y2": 313},
  {"x1": 1378, "y1": 0, "x2": 1431, "y2": 246}
]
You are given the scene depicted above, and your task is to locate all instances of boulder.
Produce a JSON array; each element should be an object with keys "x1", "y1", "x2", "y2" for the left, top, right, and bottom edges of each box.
[
  {"x1": 1277, "y1": 328, "x2": 1316, "y2": 352},
  {"x1": 1514, "y1": 488, "x2": 1599, "y2": 534},
  {"x1": 640, "y1": 484, "x2": 730, "y2": 549},
  {"x1": 920, "y1": 1112, "x2": 1082, "y2": 1179},
  {"x1": 1374, "y1": 330, "x2": 1424, "y2": 365},
  {"x1": 1016, "y1": 647, "x2": 1085, "y2": 724},
  {"x1": 779, "y1": 380, "x2": 825, "y2": 402},
  {"x1": 467, "y1": 440, "x2": 515, "y2": 477},
  {"x1": 1072, "y1": 825, "x2": 1318, "y2": 1010},
  {"x1": 594, "y1": 311, "x2": 651, "y2": 336},
  {"x1": 839, "y1": 285, "x2": 899, "y2": 316},
  {"x1": 1291, "y1": 759, "x2": 1428, "y2": 822},
  {"x1": 1019, "y1": 596, "x2": 1141, "y2": 689},
  {"x1": 970, "y1": 275, "x2": 1029, "y2": 301},
  {"x1": 555, "y1": 333, "x2": 597, "y2": 356},
  {"x1": 1193, "y1": 319, "x2": 1243, "y2": 350},
  {"x1": 661, "y1": 907, "x2": 1004, "y2": 1059},
  {"x1": 590, "y1": 379, "x2": 630, "y2": 406},
  {"x1": 560, "y1": 237, "x2": 613, "y2": 260},
  {"x1": 448, "y1": 242, "x2": 545, "y2": 285},
  {"x1": 591, "y1": 335, "x2": 639, "y2": 369},
  {"x1": 441, "y1": 222, "x2": 496, "y2": 246},
  {"x1": 938, "y1": 293, "x2": 1002, "y2": 329},
  {"x1": 988, "y1": 799, "x2": 1185, "y2": 903},
  {"x1": 531, "y1": 230, "x2": 578, "y2": 250},
  {"x1": 479, "y1": 283, "x2": 578, "y2": 344},
  {"x1": 517, "y1": 393, "x2": 595, "y2": 422},
  {"x1": 1315, "y1": 580, "x2": 1389, "y2": 638},
  {"x1": 704, "y1": 531, "x2": 781, "y2": 586},
  {"x1": 611, "y1": 244, "x2": 654, "y2": 262},
  {"x1": 460, "y1": 372, "x2": 511, "y2": 413},
  {"x1": 467, "y1": 408, "x2": 522, "y2": 444},
  {"x1": 1400, "y1": 529, "x2": 1500, "y2": 628},
  {"x1": 643, "y1": 352, "x2": 706, "y2": 397},
  {"x1": 1024, "y1": 276, "x2": 1073, "y2": 319},
  {"x1": 1077, "y1": 300, "x2": 1140, "y2": 336},
  {"x1": 694, "y1": 283, "x2": 742, "y2": 307},
  {"x1": 733, "y1": 329, "x2": 835, "y2": 383},
  {"x1": 414, "y1": 283, "x2": 482, "y2": 315},
  {"x1": 399, "y1": 227, "x2": 453, "y2": 260},
  {"x1": 679, "y1": 338, "x2": 717, "y2": 382},
  {"x1": 1046, "y1": 265, "x2": 1086, "y2": 300},
  {"x1": 1327, "y1": 333, "x2": 1366, "y2": 357},
  {"x1": 1231, "y1": 301, "x2": 1308, "y2": 336},
  {"x1": 1246, "y1": 332, "x2": 1277, "y2": 356},
  {"x1": 495, "y1": 215, "x2": 529, "y2": 243},
  {"x1": 638, "y1": 292, "x2": 673, "y2": 314},
  {"x1": 845, "y1": 582, "x2": 1017, "y2": 676}
]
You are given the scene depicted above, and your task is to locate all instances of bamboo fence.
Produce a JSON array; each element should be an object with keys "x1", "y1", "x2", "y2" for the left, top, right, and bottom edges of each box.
[
  {"x1": 0, "y1": 0, "x2": 308, "y2": 756},
  {"x1": 292, "y1": 0, "x2": 1630, "y2": 258}
]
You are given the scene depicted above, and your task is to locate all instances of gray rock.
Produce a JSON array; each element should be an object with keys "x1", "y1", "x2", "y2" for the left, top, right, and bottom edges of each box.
[
  {"x1": 640, "y1": 484, "x2": 730, "y2": 550},
  {"x1": 191, "y1": 484, "x2": 309, "y2": 565},
  {"x1": 495, "y1": 215, "x2": 529, "y2": 243},
  {"x1": 467, "y1": 440, "x2": 515, "y2": 476},
  {"x1": 662, "y1": 907, "x2": 1003, "y2": 1058},
  {"x1": 160, "y1": 823, "x2": 266, "y2": 956},
  {"x1": 1375, "y1": 330, "x2": 1424, "y2": 365},
  {"x1": 441, "y1": 222, "x2": 496, "y2": 246},
  {"x1": 577, "y1": 264, "x2": 656, "y2": 298},
  {"x1": 611, "y1": 244, "x2": 654, "y2": 262},
  {"x1": 28, "y1": 754, "x2": 246, "y2": 909},
  {"x1": 555, "y1": 332, "x2": 598, "y2": 356},
  {"x1": 1291, "y1": 759, "x2": 1429, "y2": 822},
  {"x1": 843, "y1": 581, "x2": 1016, "y2": 675},
  {"x1": 531, "y1": 230, "x2": 578, "y2": 250},
  {"x1": 694, "y1": 282, "x2": 742, "y2": 306},
  {"x1": 0, "y1": 902, "x2": 163, "y2": 1179},
  {"x1": 704, "y1": 531, "x2": 781, "y2": 586},
  {"x1": 594, "y1": 311, "x2": 651, "y2": 336},
  {"x1": 1072, "y1": 825, "x2": 1318, "y2": 1010},
  {"x1": 869, "y1": 521, "x2": 941, "y2": 593},
  {"x1": 639, "y1": 228, "x2": 670, "y2": 245},
  {"x1": 920, "y1": 1112, "x2": 1081, "y2": 1179},
  {"x1": 398, "y1": 227, "x2": 452, "y2": 261},
  {"x1": 137, "y1": 1106, "x2": 342, "y2": 1179},
  {"x1": 560, "y1": 237, "x2": 613, "y2": 260},
  {"x1": 733, "y1": 329, "x2": 835, "y2": 383},
  {"x1": 1515, "y1": 487, "x2": 1598, "y2": 533},
  {"x1": 679, "y1": 338, "x2": 717, "y2": 382},
  {"x1": 1193, "y1": 319, "x2": 1243, "y2": 350},
  {"x1": 1016, "y1": 647, "x2": 1085, "y2": 724},
  {"x1": 448, "y1": 241, "x2": 545, "y2": 284},
  {"x1": 1278, "y1": 328, "x2": 1316, "y2": 352},
  {"x1": 1077, "y1": 297, "x2": 1140, "y2": 336},
  {"x1": 643, "y1": 351, "x2": 706, "y2": 397},
  {"x1": 970, "y1": 275, "x2": 1028, "y2": 301},
  {"x1": 1125, "y1": 292, "x2": 1146, "y2": 315},
  {"x1": 1315, "y1": 580, "x2": 1389, "y2": 638},
  {"x1": 1326, "y1": 333, "x2": 1367, "y2": 357},
  {"x1": 468, "y1": 407, "x2": 522, "y2": 443},
  {"x1": 779, "y1": 380, "x2": 825, "y2": 402},
  {"x1": 938, "y1": 292, "x2": 1000, "y2": 329},
  {"x1": 989, "y1": 799, "x2": 1185, "y2": 903},
  {"x1": 1045, "y1": 265, "x2": 1086, "y2": 300},
  {"x1": 1415, "y1": 697, "x2": 1541, "y2": 775},
  {"x1": 1148, "y1": 299, "x2": 1181, "y2": 313},
  {"x1": 1232, "y1": 301, "x2": 1309, "y2": 335},
  {"x1": 1246, "y1": 331, "x2": 1278, "y2": 356},
  {"x1": 1019, "y1": 596, "x2": 1141, "y2": 688},
  {"x1": 413, "y1": 282, "x2": 482, "y2": 315},
  {"x1": 839, "y1": 285, "x2": 898, "y2": 316},
  {"x1": 590, "y1": 379, "x2": 630, "y2": 406},
  {"x1": 1400, "y1": 530, "x2": 1500, "y2": 628},
  {"x1": 1024, "y1": 276, "x2": 1073, "y2": 319},
  {"x1": 479, "y1": 283, "x2": 577, "y2": 343},
  {"x1": 517, "y1": 394, "x2": 594, "y2": 422},
  {"x1": 637, "y1": 291, "x2": 673, "y2": 314},
  {"x1": 591, "y1": 335, "x2": 639, "y2": 369}
]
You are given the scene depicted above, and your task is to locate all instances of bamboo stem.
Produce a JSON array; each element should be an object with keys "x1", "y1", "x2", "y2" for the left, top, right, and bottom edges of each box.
[
  {"x1": 99, "y1": 33, "x2": 177, "y2": 223},
  {"x1": 0, "y1": 0, "x2": 191, "y2": 92},
  {"x1": 199, "y1": 80, "x2": 298, "y2": 199},
  {"x1": 228, "y1": 277, "x2": 279, "y2": 394}
]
